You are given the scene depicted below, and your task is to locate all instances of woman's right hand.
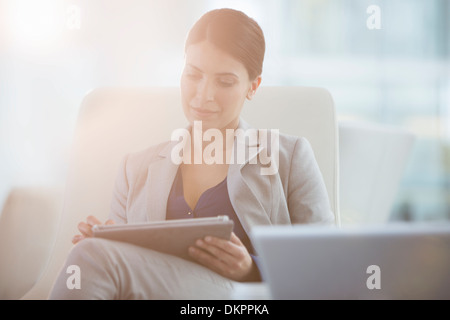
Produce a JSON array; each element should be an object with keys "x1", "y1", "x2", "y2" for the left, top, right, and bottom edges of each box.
[{"x1": 72, "y1": 215, "x2": 115, "y2": 244}]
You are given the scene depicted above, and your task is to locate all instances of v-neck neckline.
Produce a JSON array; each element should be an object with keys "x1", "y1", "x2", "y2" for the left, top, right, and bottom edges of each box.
[{"x1": 178, "y1": 169, "x2": 227, "y2": 213}]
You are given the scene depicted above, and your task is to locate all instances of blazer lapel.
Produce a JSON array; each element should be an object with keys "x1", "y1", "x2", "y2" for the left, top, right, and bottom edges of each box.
[
  {"x1": 227, "y1": 163, "x2": 271, "y2": 236},
  {"x1": 145, "y1": 142, "x2": 179, "y2": 221},
  {"x1": 227, "y1": 118, "x2": 272, "y2": 235}
]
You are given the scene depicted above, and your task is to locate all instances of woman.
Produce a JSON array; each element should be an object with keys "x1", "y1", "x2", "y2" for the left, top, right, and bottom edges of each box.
[{"x1": 49, "y1": 8, "x2": 334, "y2": 300}]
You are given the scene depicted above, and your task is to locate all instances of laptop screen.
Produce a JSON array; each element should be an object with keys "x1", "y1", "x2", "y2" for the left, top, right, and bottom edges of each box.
[{"x1": 251, "y1": 222, "x2": 450, "y2": 300}]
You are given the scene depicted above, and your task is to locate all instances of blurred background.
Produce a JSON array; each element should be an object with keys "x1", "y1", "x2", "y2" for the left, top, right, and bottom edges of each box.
[{"x1": 0, "y1": 0, "x2": 449, "y2": 222}]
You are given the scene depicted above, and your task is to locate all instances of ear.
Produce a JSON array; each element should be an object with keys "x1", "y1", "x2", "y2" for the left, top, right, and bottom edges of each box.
[{"x1": 246, "y1": 76, "x2": 262, "y2": 100}]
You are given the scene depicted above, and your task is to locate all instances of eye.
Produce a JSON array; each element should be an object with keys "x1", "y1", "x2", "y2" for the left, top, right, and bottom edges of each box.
[{"x1": 216, "y1": 78, "x2": 235, "y2": 87}]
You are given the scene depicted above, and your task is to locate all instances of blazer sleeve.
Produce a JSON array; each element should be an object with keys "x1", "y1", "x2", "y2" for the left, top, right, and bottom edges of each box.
[
  {"x1": 108, "y1": 155, "x2": 129, "y2": 224},
  {"x1": 287, "y1": 137, "x2": 335, "y2": 225}
]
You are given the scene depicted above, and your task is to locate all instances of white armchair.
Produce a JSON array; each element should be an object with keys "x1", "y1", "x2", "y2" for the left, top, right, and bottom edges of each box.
[
  {"x1": 17, "y1": 86, "x2": 339, "y2": 299},
  {"x1": 0, "y1": 187, "x2": 63, "y2": 299}
]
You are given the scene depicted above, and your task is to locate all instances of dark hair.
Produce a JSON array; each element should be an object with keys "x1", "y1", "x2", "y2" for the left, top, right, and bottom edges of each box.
[{"x1": 185, "y1": 8, "x2": 265, "y2": 80}]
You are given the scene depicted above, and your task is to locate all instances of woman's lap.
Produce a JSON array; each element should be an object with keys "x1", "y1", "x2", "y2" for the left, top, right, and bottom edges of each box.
[{"x1": 49, "y1": 237, "x2": 234, "y2": 300}]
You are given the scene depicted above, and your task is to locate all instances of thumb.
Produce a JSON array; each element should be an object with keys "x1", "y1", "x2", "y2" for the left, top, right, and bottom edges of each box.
[
  {"x1": 230, "y1": 232, "x2": 243, "y2": 246},
  {"x1": 105, "y1": 219, "x2": 115, "y2": 225}
]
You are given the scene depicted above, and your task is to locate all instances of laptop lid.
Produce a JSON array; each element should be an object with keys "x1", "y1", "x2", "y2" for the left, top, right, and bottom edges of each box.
[{"x1": 251, "y1": 223, "x2": 450, "y2": 300}]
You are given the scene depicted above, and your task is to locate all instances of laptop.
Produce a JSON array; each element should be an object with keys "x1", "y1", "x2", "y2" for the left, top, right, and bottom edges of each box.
[{"x1": 250, "y1": 222, "x2": 450, "y2": 300}]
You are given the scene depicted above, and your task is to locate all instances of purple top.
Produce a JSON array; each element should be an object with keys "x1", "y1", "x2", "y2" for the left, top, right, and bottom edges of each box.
[
  {"x1": 166, "y1": 167, "x2": 253, "y2": 254},
  {"x1": 165, "y1": 167, "x2": 262, "y2": 281}
]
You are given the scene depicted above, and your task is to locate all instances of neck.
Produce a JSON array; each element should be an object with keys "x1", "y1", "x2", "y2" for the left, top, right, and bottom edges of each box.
[{"x1": 188, "y1": 119, "x2": 239, "y2": 164}]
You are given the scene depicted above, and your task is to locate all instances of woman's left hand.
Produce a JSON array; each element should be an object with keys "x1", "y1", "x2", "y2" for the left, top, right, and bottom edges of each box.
[{"x1": 188, "y1": 232, "x2": 259, "y2": 282}]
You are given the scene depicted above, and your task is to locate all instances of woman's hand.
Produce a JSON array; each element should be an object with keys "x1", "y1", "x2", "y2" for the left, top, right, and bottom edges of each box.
[
  {"x1": 72, "y1": 215, "x2": 115, "y2": 244},
  {"x1": 188, "y1": 232, "x2": 259, "y2": 282}
]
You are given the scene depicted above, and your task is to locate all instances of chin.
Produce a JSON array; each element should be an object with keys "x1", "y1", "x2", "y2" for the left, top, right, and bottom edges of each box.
[
  {"x1": 190, "y1": 119, "x2": 219, "y2": 130},
  {"x1": 189, "y1": 112, "x2": 220, "y2": 128}
]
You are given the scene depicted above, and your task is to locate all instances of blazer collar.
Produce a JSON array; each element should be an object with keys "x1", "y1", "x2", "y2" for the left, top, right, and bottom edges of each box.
[{"x1": 145, "y1": 145, "x2": 179, "y2": 221}]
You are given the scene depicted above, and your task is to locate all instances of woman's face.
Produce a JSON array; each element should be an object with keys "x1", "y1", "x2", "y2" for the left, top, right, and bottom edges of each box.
[{"x1": 180, "y1": 40, "x2": 260, "y2": 131}]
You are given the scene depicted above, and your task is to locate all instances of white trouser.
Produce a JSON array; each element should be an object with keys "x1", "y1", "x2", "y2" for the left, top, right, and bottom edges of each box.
[{"x1": 49, "y1": 238, "x2": 235, "y2": 300}]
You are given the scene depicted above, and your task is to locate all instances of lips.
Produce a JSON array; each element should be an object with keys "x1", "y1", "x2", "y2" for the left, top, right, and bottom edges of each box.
[{"x1": 191, "y1": 107, "x2": 218, "y2": 117}]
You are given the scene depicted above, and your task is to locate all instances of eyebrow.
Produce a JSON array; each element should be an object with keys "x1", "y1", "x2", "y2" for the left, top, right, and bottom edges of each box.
[{"x1": 187, "y1": 64, "x2": 239, "y2": 78}]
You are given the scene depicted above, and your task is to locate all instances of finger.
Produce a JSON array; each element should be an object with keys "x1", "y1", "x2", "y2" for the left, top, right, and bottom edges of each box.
[
  {"x1": 72, "y1": 234, "x2": 85, "y2": 244},
  {"x1": 230, "y1": 232, "x2": 244, "y2": 246},
  {"x1": 188, "y1": 246, "x2": 229, "y2": 275},
  {"x1": 105, "y1": 219, "x2": 115, "y2": 225},
  {"x1": 194, "y1": 239, "x2": 237, "y2": 266},
  {"x1": 78, "y1": 221, "x2": 93, "y2": 237},
  {"x1": 203, "y1": 236, "x2": 244, "y2": 259},
  {"x1": 86, "y1": 215, "x2": 102, "y2": 227}
]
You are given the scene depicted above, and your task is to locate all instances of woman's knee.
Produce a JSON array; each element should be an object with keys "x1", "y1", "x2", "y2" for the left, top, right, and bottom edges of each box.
[
  {"x1": 50, "y1": 238, "x2": 118, "y2": 299},
  {"x1": 66, "y1": 237, "x2": 113, "y2": 266}
]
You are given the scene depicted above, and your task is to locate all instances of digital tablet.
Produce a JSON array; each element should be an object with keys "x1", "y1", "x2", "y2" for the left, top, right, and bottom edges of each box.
[{"x1": 92, "y1": 215, "x2": 234, "y2": 261}]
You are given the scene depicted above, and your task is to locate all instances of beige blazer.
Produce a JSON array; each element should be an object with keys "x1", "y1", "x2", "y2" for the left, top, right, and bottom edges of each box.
[{"x1": 109, "y1": 119, "x2": 335, "y2": 236}]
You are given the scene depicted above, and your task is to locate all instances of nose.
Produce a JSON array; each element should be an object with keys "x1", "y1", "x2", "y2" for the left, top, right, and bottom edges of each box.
[{"x1": 192, "y1": 78, "x2": 215, "y2": 107}]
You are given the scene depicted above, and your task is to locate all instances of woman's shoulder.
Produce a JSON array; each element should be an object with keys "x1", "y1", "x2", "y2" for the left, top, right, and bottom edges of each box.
[
  {"x1": 241, "y1": 118, "x2": 311, "y2": 154},
  {"x1": 270, "y1": 131, "x2": 318, "y2": 179},
  {"x1": 276, "y1": 131, "x2": 313, "y2": 158},
  {"x1": 122, "y1": 140, "x2": 174, "y2": 169}
]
